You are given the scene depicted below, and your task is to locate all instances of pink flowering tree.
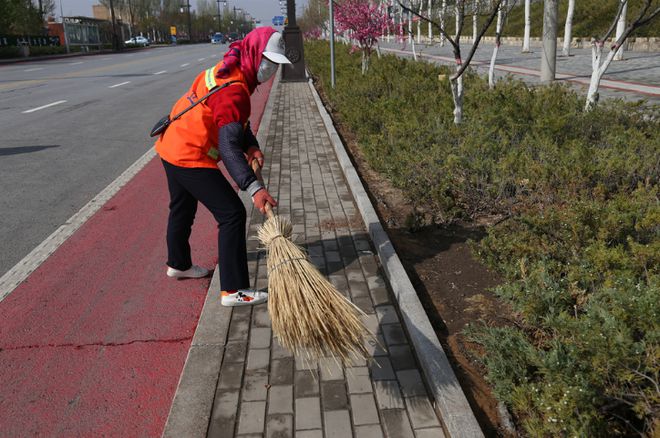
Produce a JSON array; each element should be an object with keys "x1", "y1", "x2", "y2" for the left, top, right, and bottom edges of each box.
[{"x1": 334, "y1": 0, "x2": 393, "y2": 74}]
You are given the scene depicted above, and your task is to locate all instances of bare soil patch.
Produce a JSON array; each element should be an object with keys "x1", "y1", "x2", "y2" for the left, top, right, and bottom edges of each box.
[{"x1": 336, "y1": 124, "x2": 517, "y2": 437}]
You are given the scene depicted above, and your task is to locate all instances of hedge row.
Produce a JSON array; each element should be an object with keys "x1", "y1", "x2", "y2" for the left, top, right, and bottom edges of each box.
[{"x1": 304, "y1": 40, "x2": 659, "y2": 436}]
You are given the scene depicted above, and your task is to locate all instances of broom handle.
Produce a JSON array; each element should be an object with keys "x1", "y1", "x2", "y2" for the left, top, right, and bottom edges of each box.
[{"x1": 251, "y1": 159, "x2": 275, "y2": 219}]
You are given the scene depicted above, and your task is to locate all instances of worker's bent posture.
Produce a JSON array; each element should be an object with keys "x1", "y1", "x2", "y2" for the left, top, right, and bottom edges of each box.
[{"x1": 154, "y1": 27, "x2": 290, "y2": 306}]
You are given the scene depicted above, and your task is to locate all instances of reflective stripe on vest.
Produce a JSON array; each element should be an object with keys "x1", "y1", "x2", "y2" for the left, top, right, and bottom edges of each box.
[{"x1": 204, "y1": 66, "x2": 217, "y2": 91}]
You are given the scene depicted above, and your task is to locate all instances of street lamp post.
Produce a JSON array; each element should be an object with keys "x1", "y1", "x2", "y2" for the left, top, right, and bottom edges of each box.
[
  {"x1": 180, "y1": 0, "x2": 192, "y2": 41},
  {"x1": 216, "y1": 0, "x2": 222, "y2": 31},
  {"x1": 281, "y1": 0, "x2": 306, "y2": 81}
]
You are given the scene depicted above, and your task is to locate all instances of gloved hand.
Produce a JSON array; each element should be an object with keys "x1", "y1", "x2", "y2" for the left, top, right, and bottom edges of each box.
[
  {"x1": 252, "y1": 188, "x2": 277, "y2": 214},
  {"x1": 245, "y1": 146, "x2": 264, "y2": 169}
]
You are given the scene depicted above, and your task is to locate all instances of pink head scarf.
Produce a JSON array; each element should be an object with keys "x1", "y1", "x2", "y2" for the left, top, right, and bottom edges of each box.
[{"x1": 217, "y1": 27, "x2": 277, "y2": 93}]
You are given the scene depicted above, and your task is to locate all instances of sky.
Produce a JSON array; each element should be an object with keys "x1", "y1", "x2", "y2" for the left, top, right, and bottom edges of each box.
[{"x1": 55, "y1": 0, "x2": 307, "y2": 28}]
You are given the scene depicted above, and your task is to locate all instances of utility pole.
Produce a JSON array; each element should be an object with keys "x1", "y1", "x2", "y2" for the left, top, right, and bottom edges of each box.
[
  {"x1": 186, "y1": 0, "x2": 192, "y2": 41},
  {"x1": 281, "y1": 0, "x2": 306, "y2": 81},
  {"x1": 60, "y1": 0, "x2": 70, "y2": 53},
  {"x1": 540, "y1": 0, "x2": 558, "y2": 84},
  {"x1": 216, "y1": 0, "x2": 221, "y2": 31},
  {"x1": 329, "y1": 0, "x2": 335, "y2": 88}
]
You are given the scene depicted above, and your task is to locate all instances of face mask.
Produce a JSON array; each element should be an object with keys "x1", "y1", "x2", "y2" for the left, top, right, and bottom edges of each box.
[{"x1": 257, "y1": 58, "x2": 278, "y2": 83}]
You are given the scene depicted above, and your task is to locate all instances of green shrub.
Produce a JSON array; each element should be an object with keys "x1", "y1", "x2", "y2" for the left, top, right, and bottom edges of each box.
[
  {"x1": 0, "y1": 46, "x2": 20, "y2": 58},
  {"x1": 305, "y1": 40, "x2": 660, "y2": 436},
  {"x1": 305, "y1": 40, "x2": 659, "y2": 224},
  {"x1": 28, "y1": 46, "x2": 66, "y2": 56}
]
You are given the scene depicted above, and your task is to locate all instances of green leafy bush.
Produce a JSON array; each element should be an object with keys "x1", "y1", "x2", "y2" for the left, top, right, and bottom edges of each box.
[
  {"x1": 0, "y1": 46, "x2": 20, "y2": 58},
  {"x1": 28, "y1": 46, "x2": 67, "y2": 56},
  {"x1": 305, "y1": 40, "x2": 660, "y2": 436}
]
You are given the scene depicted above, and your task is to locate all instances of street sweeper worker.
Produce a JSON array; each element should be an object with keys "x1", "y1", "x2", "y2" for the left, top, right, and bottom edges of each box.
[{"x1": 154, "y1": 27, "x2": 290, "y2": 307}]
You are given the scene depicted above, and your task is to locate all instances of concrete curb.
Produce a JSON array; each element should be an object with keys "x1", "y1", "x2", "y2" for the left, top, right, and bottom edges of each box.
[
  {"x1": 307, "y1": 79, "x2": 485, "y2": 438},
  {"x1": 160, "y1": 72, "x2": 281, "y2": 438}
]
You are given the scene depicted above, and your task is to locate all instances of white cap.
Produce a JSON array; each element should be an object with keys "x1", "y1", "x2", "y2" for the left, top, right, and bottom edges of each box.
[{"x1": 262, "y1": 32, "x2": 291, "y2": 64}]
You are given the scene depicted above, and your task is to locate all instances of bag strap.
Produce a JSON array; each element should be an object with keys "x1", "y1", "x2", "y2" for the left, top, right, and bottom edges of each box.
[{"x1": 170, "y1": 80, "x2": 240, "y2": 122}]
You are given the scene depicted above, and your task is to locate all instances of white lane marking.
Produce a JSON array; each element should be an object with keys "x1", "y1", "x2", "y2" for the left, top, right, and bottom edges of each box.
[
  {"x1": 181, "y1": 63, "x2": 190, "y2": 67},
  {"x1": 197, "y1": 58, "x2": 205, "y2": 61},
  {"x1": 109, "y1": 81, "x2": 131, "y2": 88},
  {"x1": 69, "y1": 61, "x2": 84, "y2": 65},
  {"x1": 22, "y1": 100, "x2": 67, "y2": 113},
  {"x1": 0, "y1": 147, "x2": 157, "y2": 303},
  {"x1": 24, "y1": 67, "x2": 44, "y2": 72},
  {"x1": 154, "y1": 70, "x2": 167, "y2": 75}
]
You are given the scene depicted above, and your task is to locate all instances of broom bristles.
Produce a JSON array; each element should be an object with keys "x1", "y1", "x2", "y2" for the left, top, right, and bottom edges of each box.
[{"x1": 258, "y1": 214, "x2": 374, "y2": 364}]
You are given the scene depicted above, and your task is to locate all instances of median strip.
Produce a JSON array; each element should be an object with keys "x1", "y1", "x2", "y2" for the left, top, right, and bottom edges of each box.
[
  {"x1": 109, "y1": 81, "x2": 131, "y2": 88},
  {"x1": 22, "y1": 100, "x2": 67, "y2": 113}
]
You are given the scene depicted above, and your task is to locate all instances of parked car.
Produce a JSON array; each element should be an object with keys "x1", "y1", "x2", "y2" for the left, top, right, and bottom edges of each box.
[
  {"x1": 226, "y1": 32, "x2": 239, "y2": 43},
  {"x1": 125, "y1": 36, "x2": 150, "y2": 47},
  {"x1": 210, "y1": 32, "x2": 226, "y2": 44}
]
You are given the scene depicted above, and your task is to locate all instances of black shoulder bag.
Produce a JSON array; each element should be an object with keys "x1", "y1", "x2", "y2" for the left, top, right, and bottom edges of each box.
[{"x1": 149, "y1": 80, "x2": 238, "y2": 137}]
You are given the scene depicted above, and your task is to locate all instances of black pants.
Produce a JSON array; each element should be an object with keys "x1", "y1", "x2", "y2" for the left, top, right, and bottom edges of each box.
[{"x1": 162, "y1": 159, "x2": 249, "y2": 291}]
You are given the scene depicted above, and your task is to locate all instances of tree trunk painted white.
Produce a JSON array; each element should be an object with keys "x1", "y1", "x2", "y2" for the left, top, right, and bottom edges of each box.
[
  {"x1": 522, "y1": 0, "x2": 531, "y2": 52},
  {"x1": 417, "y1": 0, "x2": 422, "y2": 44},
  {"x1": 399, "y1": 4, "x2": 404, "y2": 42},
  {"x1": 427, "y1": 0, "x2": 432, "y2": 39},
  {"x1": 614, "y1": 1, "x2": 627, "y2": 60},
  {"x1": 450, "y1": 73, "x2": 464, "y2": 124},
  {"x1": 409, "y1": 9, "x2": 418, "y2": 60},
  {"x1": 586, "y1": 40, "x2": 618, "y2": 109},
  {"x1": 440, "y1": 0, "x2": 447, "y2": 46},
  {"x1": 540, "y1": 0, "x2": 558, "y2": 83},
  {"x1": 562, "y1": 0, "x2": 575, "y2": 56},
  {"x1": 361, "y1": 50, "x2": 369, "y2": 74},
  {"x1": 488, "y1": 0, "x2": 505, "y2": 88},
  {"x1": 473, "y1": 0, "x2": 478, "y2": 43}
]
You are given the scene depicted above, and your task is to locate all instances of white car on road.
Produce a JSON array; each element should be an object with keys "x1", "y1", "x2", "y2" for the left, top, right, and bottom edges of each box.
[{"x1": 125, "y1": 36, "x2": 150, "y2": 46}]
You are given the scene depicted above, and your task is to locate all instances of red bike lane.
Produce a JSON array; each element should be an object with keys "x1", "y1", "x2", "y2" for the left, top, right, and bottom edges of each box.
[{"x1": 0, "y1": 77, "x2": 274, "y2": 437}]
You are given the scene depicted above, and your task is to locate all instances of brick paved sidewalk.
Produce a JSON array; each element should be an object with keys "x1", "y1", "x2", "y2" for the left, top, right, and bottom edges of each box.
[{"x1": 162, "y1": 79, "x2": 450, "y2": 438}]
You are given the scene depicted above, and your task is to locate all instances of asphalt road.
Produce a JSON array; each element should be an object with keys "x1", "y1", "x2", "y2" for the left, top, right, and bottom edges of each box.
[{"x1": 0, "y1": 44, "x2": 228, "y2": 277}]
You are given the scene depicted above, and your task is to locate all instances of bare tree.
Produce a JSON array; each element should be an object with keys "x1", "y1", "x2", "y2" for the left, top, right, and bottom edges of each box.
[
  {"x1": 613, "y1": 0, "x2": 628, "y2": 60},
  {"x1": 440, "y1": 0, "x2": 447, "y2": 45},
  {"x1": 522, "y1": 0, "x2": 531, "y2": 52},
  {"x1": 540, "y1": 0, "x2": 558, "y2": 83},
  {"x1": 488, "y1": 0, "x2": 510, "y2": 88},
  {"x1": 398, "y1": 0, "x2": 504, "y2": 124},
  {"x1": 586, "y1": 0, "x2": 660, "y2": 110},
  {"x1": 561, "y1": 0, "x2": 575, "y2": 56}
]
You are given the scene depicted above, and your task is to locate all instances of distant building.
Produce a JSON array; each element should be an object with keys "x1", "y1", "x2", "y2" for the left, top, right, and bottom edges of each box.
[{"x1": 92, "y1": 4, "x2": 111, "y2": 21}]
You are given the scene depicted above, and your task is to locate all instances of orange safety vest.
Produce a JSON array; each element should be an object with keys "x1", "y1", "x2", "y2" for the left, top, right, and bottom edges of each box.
[{"x1": 155, "y1": 62, "x2": 250, "y2": 169}]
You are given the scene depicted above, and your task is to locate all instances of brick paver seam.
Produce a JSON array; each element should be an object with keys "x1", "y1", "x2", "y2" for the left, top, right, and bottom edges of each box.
[{"x1": 293, "y1": 81, "x2": 442, "y2": 436}]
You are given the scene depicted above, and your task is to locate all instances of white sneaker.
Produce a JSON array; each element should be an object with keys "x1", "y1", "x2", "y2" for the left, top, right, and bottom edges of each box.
[
  {"x1": 221, "y1": 289, "x2": 268, "y2": 307},
  {"x1": 166, "y1": 265, "x2": 210, "y2": 279}
]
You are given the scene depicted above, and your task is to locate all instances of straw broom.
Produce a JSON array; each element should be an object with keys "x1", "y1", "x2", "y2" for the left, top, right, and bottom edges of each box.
[{"x1": 252, "y1": 162, "x2": 374, "y2": 364}]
